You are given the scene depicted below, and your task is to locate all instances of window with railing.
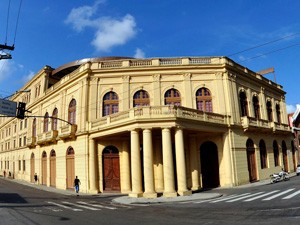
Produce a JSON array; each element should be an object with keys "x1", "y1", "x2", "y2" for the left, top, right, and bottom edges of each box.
[
  {"x1": 276, "y1": 104, "x2": 281, "y2": 124},
  {"x1": 253, "y1": 96, "x2": 260, "y2": 119},
  {"x1": 196, "y1": 88, "x2": 212, "y2": 112},
  {"x1": 267, "y1": 100, "x2": 273, "y2": 122},
  {"x1": 164, "y1": 88, "x2": 181, "y2": 106},
  {"x1": 239, "y1": 91, "x2": 248, "y2": 117},
  {"x1": 133, "y1": 90, "x2": 150, "y2": 107},
  {"x1": 103, "y1": 91, "x2": 119, "y2": 116},
  {"x1": 68, "y1": 99, "x2": 76, "y2": 124},
  {"x1": 44, "y1": 112, "x2": 49, "y2": 132},
  {"x1": 52, "y1": 108, "x2": 58, "y2": 130},
  {"x1": 32, "y1": 118, "x2": 36, "y2": 137}
]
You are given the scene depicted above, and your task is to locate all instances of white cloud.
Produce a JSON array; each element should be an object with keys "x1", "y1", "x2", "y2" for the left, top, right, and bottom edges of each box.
[
  {"x1": 286, "y1": 104, "x2": 296, "y2": 114},
  {"x1": 0, "y1": 60, "x2": 13, "y2": 82},
  {"x1": 92, "y1": 15, "x2": 136, "y2": 52},
  {"x1": 134, "y1": 48, "x2": 145, "y2": 58},
  {"x1": 65, "y1": 1, "x2": 137, "y2": 52}
]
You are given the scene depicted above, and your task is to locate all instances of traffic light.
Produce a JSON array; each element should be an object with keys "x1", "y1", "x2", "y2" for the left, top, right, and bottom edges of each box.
[{"x1": 16, "y1": 102, "x2": 26, "y2": 119}]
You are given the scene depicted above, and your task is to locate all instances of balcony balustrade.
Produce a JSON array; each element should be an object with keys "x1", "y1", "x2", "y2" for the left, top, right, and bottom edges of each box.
[
  {"x1": 58, "y1": 124, "x2": 77, "y2": 140},
  {"x1": 27, "y1": 136, "x2": 36, "y2": 148},
  {"x1": 90, "y1": 105, "x2": 230, "y2": 131},
  {"x1": 241, "y1": 116, "x2": 290, "y2": 132},
  {"x1": 37, "y1": 130, "x2": 58, "y2": 145}
]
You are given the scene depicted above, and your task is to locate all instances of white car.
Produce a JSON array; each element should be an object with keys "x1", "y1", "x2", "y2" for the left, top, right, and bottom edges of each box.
[{"x1": 297, "y1": 165, "x2": 300, "y2": 176}]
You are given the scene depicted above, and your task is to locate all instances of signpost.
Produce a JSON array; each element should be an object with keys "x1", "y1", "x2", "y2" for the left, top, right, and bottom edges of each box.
[{"x1": 0, "y1": 99, "x2": 17, "y2": 117}]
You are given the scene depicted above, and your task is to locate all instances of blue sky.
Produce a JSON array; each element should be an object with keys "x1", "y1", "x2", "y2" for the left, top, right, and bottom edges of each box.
[{"x1": 0, "y1": 0, "x2": 299, "y2": 113}]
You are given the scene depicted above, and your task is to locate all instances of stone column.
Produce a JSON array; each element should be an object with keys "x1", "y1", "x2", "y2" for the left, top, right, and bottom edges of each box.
[
  {"x1": 154, "y1": 136, "x2": 164, "y2": 192},
  {"x1": 189, "y1": 135, "x2": 200, "y2": 190},
  {"x1": 162, "y1": 128, "x2": 177, "y2": 197},
  {"x1": 143, "y1": 129, "x2": 157, "y2": 198},
  {"x1": 129, "y1": 130, "x2": 143, "y2": 197},
  {"x1": 121, "y1": 139, "x2": 131, "y2": 193},
  {"x1": 175, "y1": 128, "x2": 191, "y2": 196},
  {"x1": 89, "y1": 138, "x2": 98, "y2": 193}
]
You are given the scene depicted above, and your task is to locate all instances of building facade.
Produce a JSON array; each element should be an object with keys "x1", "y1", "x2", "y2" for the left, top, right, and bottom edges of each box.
[{"x1": 0, "y1": 56, "x2": 294, "y2": 198}]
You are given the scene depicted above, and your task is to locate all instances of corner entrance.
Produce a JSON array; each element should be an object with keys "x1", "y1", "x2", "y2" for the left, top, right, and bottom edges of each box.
[
  {"x1": 102, "y1": 146, "x2": 120, "y2": 191},
  {"x1": 200, "y1": 141, "x2": 220, "y2": 188}
]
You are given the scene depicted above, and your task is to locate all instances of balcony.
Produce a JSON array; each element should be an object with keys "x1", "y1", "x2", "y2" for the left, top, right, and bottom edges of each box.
[
  {"x1": 241, "y1": 116, "x2": 290, "y2": 133},
  {"x1": 37, "y1": 130, "x2": 58, "y2": 145},
  {"x1": 58, "y1": 124, "x2": 77, "y2": 140},
  {"x1": 90, "y1": 105, "x2": 230, "y2": 131},
  {"x1": 27, "y1": 136, "x2": 37, "y2": 148}
]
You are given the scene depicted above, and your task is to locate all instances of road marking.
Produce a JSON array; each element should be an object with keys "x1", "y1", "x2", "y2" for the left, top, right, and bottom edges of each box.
[
  {"x1": 282, "y1": 190, "x2": 300, "y2": 199},
  {"x1": 193, "y1": 198, "x2": 220, "y2": 204},
  {"x1": 210, "y1": 193, "x2": 250, "y2": 203},
  {"x1": 62, "y1": 201, "x2": 101, "y2": 211},
  {"x1": 244, "y1": 190, "x2": 280, "y2": 202},
  {"x1": 226, "y1": 192, "x2": 264, "y2": 202},
  {"x1": 77, "y1": 201, "x2": 116, "y2": 210},
  {"x1": 47, "y1": 201, "x2": 83, "y2": 211},
  {"x1": 262, "y1": 188, "x2": 295, "y2": 201}
]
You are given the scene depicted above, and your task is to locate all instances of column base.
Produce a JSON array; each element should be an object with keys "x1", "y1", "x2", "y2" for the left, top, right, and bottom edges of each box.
[
  {"x1": 191, "y1": 186, "x2": 200, "y2": 191},
  {"x1": 163, "y1": 192, "x2": 178, "y2": 198},
  {"x1": 143, "y1": 192, "x2": 158, "y2": 199},
  {"x1": 177, "y1": 190, "x2": 192, "y2": 196},
  {"x1": 128, "y1": 192, "x2": 143, "y2": 198},
  {"x1": 88, "y1": 189, "x2": 99, "y2": 194}
]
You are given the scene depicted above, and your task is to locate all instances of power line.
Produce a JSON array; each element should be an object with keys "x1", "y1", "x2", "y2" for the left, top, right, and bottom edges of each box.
[{"x1": 227, "y1": 32, "x2": 300, "y2": 57}]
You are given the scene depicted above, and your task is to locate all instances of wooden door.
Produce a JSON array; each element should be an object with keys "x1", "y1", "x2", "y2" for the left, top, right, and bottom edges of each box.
[
  {"x1": 66, "y1": 148, "x2": 75, "y2": 189},
  {"x1": 103, "y1": 147, "x2": 120, "y2": 191},
  {"x1": 50, "y1": 150, "x2": 56, "y2": 187},
  {"x1": 30, "y1": 154, "x2": 35, "y2": 183},
  {"x1": 246, "y1": 139, "x2": 257, "y2": 182},
  {"x1": 42, "y1": 152, "x2": 47, "y2": 185}
]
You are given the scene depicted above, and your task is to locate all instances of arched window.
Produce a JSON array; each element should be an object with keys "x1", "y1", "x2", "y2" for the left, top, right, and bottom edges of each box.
[
  {"x1": 32, "y1": 118, "x2": 36, "y2": 137},
  {"x1": 52, "y1": 108, "x2": 58, "y2": 130},
  {"x1": 42, "y1": 151, "x2": 47, "y2": 158},
  {"x1": 44, "y1": 112, "x2": 49, "y2": 132},
  {"x1": 273, "y1": 140, "x2": 279, "y2": 167},
  {"x1": 133, "y1": 90, "x2": 150, "y2": 107},
  {"x1": 50, "y1": 149, "x2": 56, "y2": 157},
  {"x1": 267, "y1": 100, "x2": 273, "y2": 122},
  {"x1": 67, "y1": 147, "x2": 75, "y2": 155},
  {"x1": 259, "y1": 140, "x2": 267, "y2": 169},
  {"x1": 164, "y1": 88, "x2": 181, "y2": 106},
  {"x1": 196, "y1": 88, "x2": 212, "y2": 112},
  {"x1": 253, "y1": 96, "x2": 260, "y2": 119},
  {"x1": 239, "y1": 91, "x2": 248, "y2": 117},
  {"x1": 276, "y1": 104, "x2": 281, "y2": 124},
  {"x1": 103, "y1": 91, "x2": 119, "y2": 116},
  {"x1": 68, "y1": 99, "x2": 76, "y2": 124}
]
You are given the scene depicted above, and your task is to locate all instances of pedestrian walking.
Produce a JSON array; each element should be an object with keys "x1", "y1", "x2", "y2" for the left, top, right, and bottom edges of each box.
[
  {"x1": 3, "y1": 170, "x2": 6, "y2": 178},
  {"x1": 34, "y1": 173, "x2": 38, "y2": 184},
  {"x1": 74, "y1": 176, "x2": 81, "y2": 196}
]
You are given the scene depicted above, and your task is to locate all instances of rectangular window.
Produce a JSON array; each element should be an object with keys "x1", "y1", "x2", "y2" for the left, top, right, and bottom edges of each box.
[
  {"x1": 23, "y1": 160, "x2": 25, "y2": 171},
  {"x1": 23, "y1": 136, "x2": 26, "y2": 146}
]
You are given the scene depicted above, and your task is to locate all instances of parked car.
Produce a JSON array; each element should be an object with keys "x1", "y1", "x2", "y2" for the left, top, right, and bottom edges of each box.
[{"x1": 297, "y1": 164, "x2": 300, "y2": 176}]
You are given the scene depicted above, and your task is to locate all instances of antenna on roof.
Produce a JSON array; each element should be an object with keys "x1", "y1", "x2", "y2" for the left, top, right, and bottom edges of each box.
[{"x1": 257, "y1": 67, "x2": 276, "y2": 83}]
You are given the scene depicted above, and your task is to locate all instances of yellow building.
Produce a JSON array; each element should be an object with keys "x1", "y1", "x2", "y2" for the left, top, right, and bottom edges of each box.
[{"x1": 0, "y1": 56, "x2": 294, "y2": 198}]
